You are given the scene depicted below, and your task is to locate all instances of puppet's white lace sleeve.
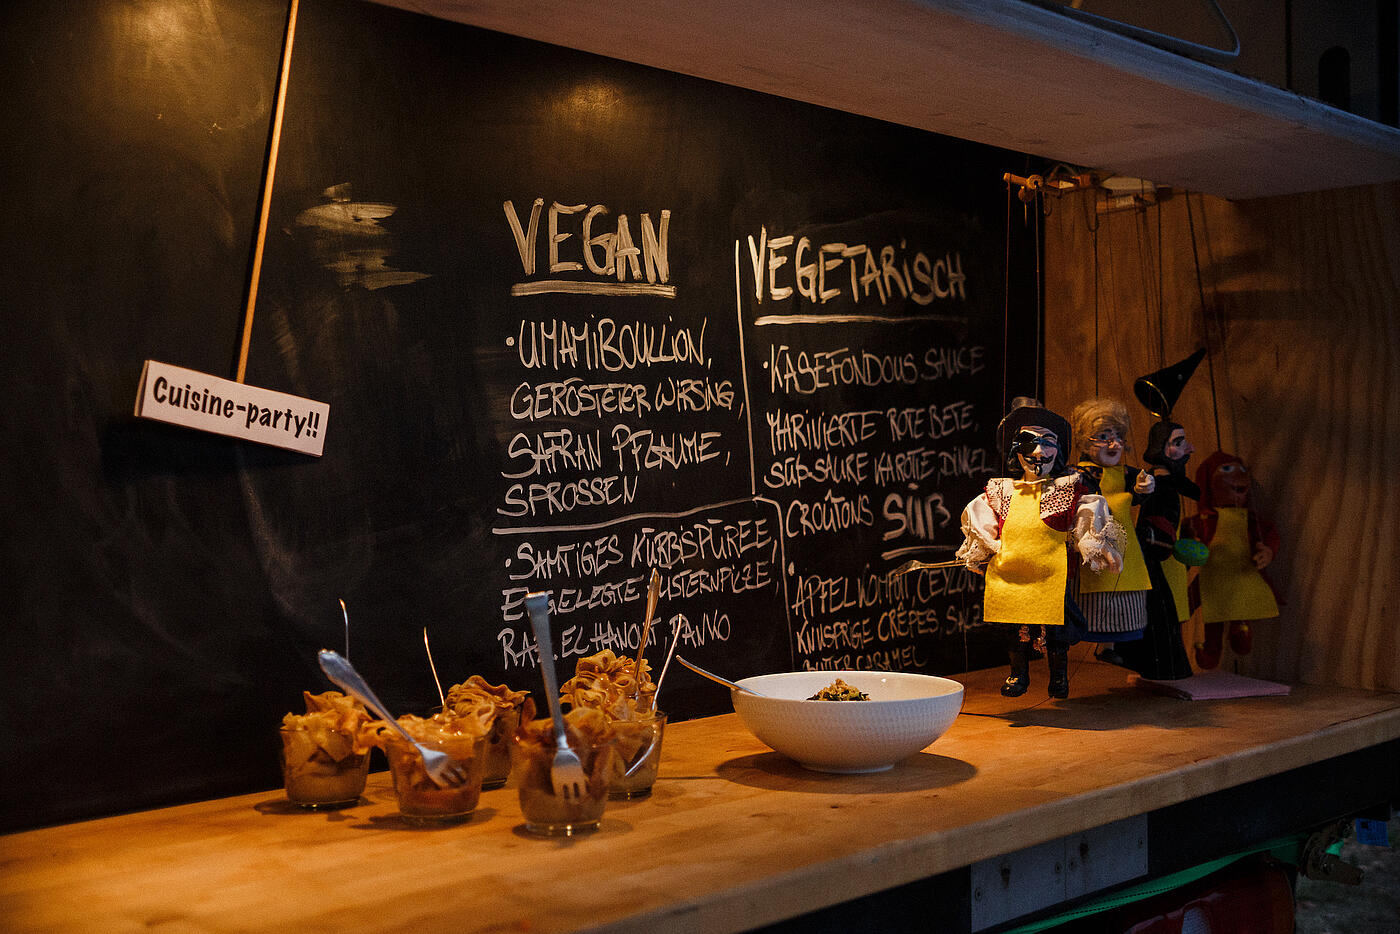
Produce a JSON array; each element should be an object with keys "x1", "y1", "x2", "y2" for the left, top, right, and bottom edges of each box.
[
  {"x1": 956, "y1": 495, "x2": 1001, "y2": 568},
  {"x1": 1073, "y1": 493, "x2": 1127, "y2": 571}
]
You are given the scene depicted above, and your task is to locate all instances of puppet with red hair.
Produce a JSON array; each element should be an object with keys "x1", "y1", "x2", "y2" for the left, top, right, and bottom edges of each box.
[{"x1": 1181, "y1": 451, "x2": 1280, "y2": 669}]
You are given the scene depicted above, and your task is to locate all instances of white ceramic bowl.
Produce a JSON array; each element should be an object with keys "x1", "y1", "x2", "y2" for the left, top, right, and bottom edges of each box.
[{"x1": 730, "y1": 670, "x2": 964, "y2": 773}]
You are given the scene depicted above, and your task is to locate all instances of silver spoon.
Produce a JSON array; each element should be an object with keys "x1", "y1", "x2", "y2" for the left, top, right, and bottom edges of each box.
[
  {"x1": 891, "y1": 557, "x2": 975, "y2": 577},
  {"x1": 317, "y1": 649, "x2": 469, "y2": 788},
  {"x1": 675, "y1": 656, "x2": 766, "y2": 696},
  {"x1": 634, "y1": 569, "x2": 661, "y2": 696},
  {"x1": 653, "y1": 623, "x2": 681, "y2": 705}
]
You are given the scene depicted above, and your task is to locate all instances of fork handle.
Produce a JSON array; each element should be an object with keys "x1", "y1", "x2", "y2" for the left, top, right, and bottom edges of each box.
[
  {"x1": 317, "y1": 649, "x2": 418, "y2": 748},
  {"x1": 524, "y1": 592, "x2": 570, "y2": 742}
]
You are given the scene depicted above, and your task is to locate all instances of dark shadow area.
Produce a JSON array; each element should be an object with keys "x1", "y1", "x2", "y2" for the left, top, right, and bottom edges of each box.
[{"x1": 716, "y1": 751, "x2": 977, "y2": 794}]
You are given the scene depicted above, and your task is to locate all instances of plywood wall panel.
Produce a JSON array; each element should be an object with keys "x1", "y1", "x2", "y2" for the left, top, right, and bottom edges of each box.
[{"x1": 1044, "y1": 182, "x2": 1400, "y2": 691}]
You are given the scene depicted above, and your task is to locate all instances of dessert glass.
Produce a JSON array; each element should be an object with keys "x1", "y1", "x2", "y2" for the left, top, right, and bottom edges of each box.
[
  {"x1": 384, "y1": 733, "x2": 487, "y2": 823},
  {"x1": 481, "y1": 705, "x2": 520, "y2": 789},
  {"x1": 608, "y1": 712, "x2": 666, "y2": 799},
  {"x1": 513, "y1": 722, "x2": 617, "y2": 836},
  {"x1": 279, "y1": 726, "x2": 371, "y2": 809},
  {"x1": 444, "y1": 676, "x2": 531, "y2": 790}
]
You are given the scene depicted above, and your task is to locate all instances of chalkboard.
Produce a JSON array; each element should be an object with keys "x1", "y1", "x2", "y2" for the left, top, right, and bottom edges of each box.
[
  {"x1": 248, "y1": 0, "x2": 1040, "y2": 713},
  {"x1": 0, "y1": 0, "x2": 1039, "y2": 832}
]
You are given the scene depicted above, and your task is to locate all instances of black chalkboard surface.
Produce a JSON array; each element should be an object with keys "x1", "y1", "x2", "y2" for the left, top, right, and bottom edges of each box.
[{"x1": 0, "y1": 0, "x2": 1038, "y2": 832}]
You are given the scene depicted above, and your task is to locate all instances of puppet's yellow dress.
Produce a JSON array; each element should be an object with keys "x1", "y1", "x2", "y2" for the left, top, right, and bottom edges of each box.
[
  {"x1": 958, "y1": 476, "x2": 1121, "y2": 628},
  {"x1": 1077, "y1": 466, "x2": 1151, "y2": 594},
  {"x1": 983, "y1": 482, "x2": 1068, "y2": 627},
  {"x1": 1198, "y1": 507, "x2": 1279, "y2": 622}
]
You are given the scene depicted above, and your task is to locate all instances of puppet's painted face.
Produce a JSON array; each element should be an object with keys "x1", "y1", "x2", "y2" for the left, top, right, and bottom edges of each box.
[
  {"x1": 1086, "y1": 423, "x2": 1125, "y2": 468},
  {"x1": 1210, "y1": 460, "x2": 1251, "y2": 507},
  {"x1": 1013, "y1": 426, "x2": 1060, "y2": 479},
  {"x1": 1164, "y1": 428, "x2": 1194, "y2": 465}
]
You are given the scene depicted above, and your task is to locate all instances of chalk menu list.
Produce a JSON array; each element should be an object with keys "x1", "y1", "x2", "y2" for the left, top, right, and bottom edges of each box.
[{"x1": 255, "y1": 0, "x2": 1040, "y2": 721}]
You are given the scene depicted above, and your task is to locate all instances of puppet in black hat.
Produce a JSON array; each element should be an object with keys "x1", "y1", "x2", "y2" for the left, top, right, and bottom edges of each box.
[
  {"x1": 1114, "y1": 350, "x2": 1207, "y2": 681},
  {"x1": 1114, "y1": 418, "x2": 1200, "y2": 679},
  {"x1": 958, "y1": 399, "x2": 1125, "y2": 698}
]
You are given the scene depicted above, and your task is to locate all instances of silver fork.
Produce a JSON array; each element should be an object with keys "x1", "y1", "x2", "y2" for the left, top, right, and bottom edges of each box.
[
  {"x1": 524, "y1": 592, "x2": 588, "y2": 800},
  {"x1": 317, "y1": 649, "x2": 469, "y2": 788}
]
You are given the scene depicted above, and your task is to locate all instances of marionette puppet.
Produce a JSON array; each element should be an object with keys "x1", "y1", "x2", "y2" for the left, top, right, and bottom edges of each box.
[
  {"x1": 1068, "y1": 399, "x2": 1156, "y2": 662},
  {"x1": 1182, "y1": 451, "x2": 1280, "y2": 669},
  {"x1": 957, "y1": 402, "x2": 1125, "y2": 698},
  {"x1": 1115, "y1": 419, "x2": 1199, "y2": 680}
]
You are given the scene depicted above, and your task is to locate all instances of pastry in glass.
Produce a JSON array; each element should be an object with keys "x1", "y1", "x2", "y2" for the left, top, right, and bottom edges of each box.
[
  {"x1": 560, "y1": 649, "x2": 666, "y2": 799},
  {"x1": 446, "y1": 675, "x2": 529, "y2": 789},
  {"x1": 513, "y1": 707, "x2": 617, "y2": 836},
  {"x1": 279, "y1": 691, "x2": 373, "y2": 809},
  {"x1": 607, "y1": 711, "x2": 666, "y2": 799},
  {"x1": 370, "y1": 712, "x2": 489, "y2": 823},
  {"x1": 560, "y1": 648, "x2": 657, "y2": 719}
]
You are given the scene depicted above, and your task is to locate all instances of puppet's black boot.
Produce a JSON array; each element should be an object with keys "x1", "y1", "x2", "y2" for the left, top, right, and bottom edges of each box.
[
  {"x1": 1047, "y1": 649, "x2": 1070, "y2": 698},
  {"x1": 1001, "y1": 649, "x2": 1030, "y2": 697}
]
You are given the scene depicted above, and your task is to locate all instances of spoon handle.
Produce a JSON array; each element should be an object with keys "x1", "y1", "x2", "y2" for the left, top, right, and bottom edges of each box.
[
  {"x1": 317, "y1": 649, "x2": 417, "y2": 747},
  {"x1": 524, "y1": 592, "x2": 569, "y2": 738},
  {"x1": 675, "y1": 656, "x2": 761, "y2": 696},
  {"x1": 634, "y1": 569, "x2": 661, "y2": 698}
]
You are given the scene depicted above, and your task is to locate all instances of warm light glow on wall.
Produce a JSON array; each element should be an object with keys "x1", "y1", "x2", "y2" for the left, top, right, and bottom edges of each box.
[{"x1": 554, "y1": 78, "x2": 631, "y2": 132}]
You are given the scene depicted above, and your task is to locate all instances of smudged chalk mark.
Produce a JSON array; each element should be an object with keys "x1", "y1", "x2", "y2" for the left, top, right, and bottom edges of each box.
[{"x1": 294, "y1": 183, "x2": 430, "y2": 291}]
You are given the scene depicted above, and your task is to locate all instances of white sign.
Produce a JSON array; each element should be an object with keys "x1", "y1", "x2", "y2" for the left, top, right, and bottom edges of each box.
[{"x1": 134, "y1": 360, "x2": 330, "y2": 457}]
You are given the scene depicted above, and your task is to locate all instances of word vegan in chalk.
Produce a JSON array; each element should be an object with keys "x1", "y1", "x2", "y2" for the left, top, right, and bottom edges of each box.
[
  {"x1": 134, "y1": 361, "x2": 330, "y2": 457},
  {"x1": 504, "y1": 198, "x2": 674, "y2": 297}
]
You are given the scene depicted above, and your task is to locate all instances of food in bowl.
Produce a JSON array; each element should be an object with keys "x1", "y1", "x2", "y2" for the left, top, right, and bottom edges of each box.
[
  {"x1": 808, "y1": 678, "x2": 870, "y2": 701},
  {"x1": 730, "y1": 670, "x2": 963, "y2": 773},
  {"x1": 279, "y1": 690, "x2": 373, "y2": 808}
]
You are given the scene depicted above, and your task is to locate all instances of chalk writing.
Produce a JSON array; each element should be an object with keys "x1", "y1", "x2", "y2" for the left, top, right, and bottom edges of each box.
[
  {"x1": 767, "y1": 344, "x2": 984, "y2": 395},
  {"x1": 496, "y1": 609, "x2": 735, "y2": 671},
  {"x1": 509, "y1": 377, "x2": 735, "y2": 420},
  {"x1": 505, "y1": 199, "x2": 674, "y2": 296},
  {"x1": 498, "y1": 475, "x2": 639, "y2": 518},
  {"x1": 514, "y1": 317, "x2": 707, "y2": 371},
  {"x1": 767, "y1": 408, "x2": 881, "y2": 452},
  {"x1": 628, "y1": 517, "x2": 776, "y2": 568},
  {"x1": 742, "y1": 227, "x2": 966, "y2": 307},
  {"x1": 782, "y1": 491, "x2": 874, "y2": 537},
  {"x1": 488, "y1": 193, "x2": 1009, "y2": 688}
]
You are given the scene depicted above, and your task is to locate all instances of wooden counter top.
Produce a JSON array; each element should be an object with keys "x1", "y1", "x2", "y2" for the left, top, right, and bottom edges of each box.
[{"x1": 5, "y1": 656, "x2": 1400, "y2": 934}]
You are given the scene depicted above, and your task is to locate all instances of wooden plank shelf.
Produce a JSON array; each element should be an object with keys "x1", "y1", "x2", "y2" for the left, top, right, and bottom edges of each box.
[
  {"x1": 372, "y1": 0, "x2": 1400, "y2": 200},
  {"x1": 5, "y1": 654, "x2": 1399, "y2": 933}
]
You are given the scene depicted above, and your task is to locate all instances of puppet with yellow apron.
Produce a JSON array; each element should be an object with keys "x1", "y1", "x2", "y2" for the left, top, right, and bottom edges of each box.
[
  {"x1": 1183, "y1": 451, "x2": 1280, "y2": 669},
  {"x1": 1069, "y1": 399, "x2": 1156, "y2": 661},
  {"x1": 958, "y1": 402, "x2": 1125, "y2": 698}
]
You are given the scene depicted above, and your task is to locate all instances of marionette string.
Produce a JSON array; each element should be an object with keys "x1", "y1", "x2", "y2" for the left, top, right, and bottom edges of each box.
[
  {"x1": 1156, "y1": 194, "x2": 1166, "y2": 366},
  {"x1": 1034, "y1": 198, "x2": 1043, "y2": 397},
  {"x1": 1003, "y1": 179, "x2": 1013, "y2": 415},
  {"x1": 1185, "y1": 192, "x2": 1224, "y2": 451},
  {"x1": 1084, "y1": 191, "x2": 1101, "y2": 397}
]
